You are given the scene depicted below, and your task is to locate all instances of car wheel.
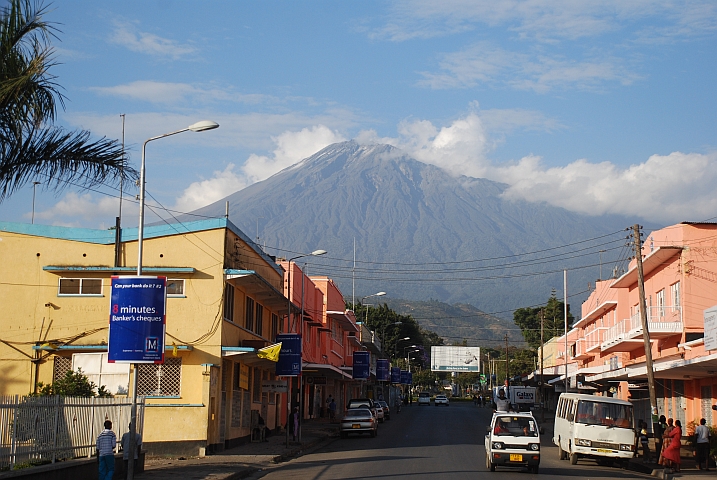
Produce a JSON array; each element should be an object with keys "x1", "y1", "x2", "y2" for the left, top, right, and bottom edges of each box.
[
  {"x1": 570, "y1": 452, "x2": 578, "y2": 465},
  {"x1": 532, "y1": 466, "x2": 539, "y2": 474},
  {"x1": 370, "y1": 428, "x2": 377, "y2": 438},
  {"x1": 557, "y1": 443, "x2": 564, "y2": 460}
]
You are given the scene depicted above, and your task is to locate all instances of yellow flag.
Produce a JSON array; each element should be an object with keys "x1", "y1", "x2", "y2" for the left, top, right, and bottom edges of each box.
[
  {"x1": 172, "y1": 342, "x2": 178, "y2": 357},
  {"x1": 257, "y1": 342, "x2": 282, "y2": 362}
]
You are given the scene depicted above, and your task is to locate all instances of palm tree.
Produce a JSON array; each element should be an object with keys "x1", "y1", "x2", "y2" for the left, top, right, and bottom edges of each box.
[{"x1": 0, "y1": 0, "x2": 136, "y2": 201}]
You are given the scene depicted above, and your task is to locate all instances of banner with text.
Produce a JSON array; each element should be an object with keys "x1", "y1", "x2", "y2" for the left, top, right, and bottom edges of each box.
[
  {"x1": 353, "y1": 351, "x2": 370, "y2": 379},
  {"x1": 390, "y1": 366, "x2": 401, "y2": 384},
  {"x1": 376, "y1": 359, "x2": 389, "y2": 382},
  {"x1": 276, "y1": 334, "x2": 302, "y2": 376},
  {"x1": 108, "y1": 276, "x2": 167, "y2": 363}
]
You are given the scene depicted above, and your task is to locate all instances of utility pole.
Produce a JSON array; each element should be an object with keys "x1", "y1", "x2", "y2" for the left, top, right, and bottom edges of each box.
[
  {"x1": 633, "y1": 224, "x2": 659, "y2": 432},
  {"x1": 540, "y1": 308, "x2": 545, "y2": 423},
  {"x1": 564, "y1": 269, "x2": 568, "y2": 394},
  {"x1": 505, "y1": 334, "x2": 509, "y2": 385}
]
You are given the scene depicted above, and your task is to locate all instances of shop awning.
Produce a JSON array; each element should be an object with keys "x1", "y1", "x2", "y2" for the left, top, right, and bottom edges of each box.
[
  {"x1": 610, "y1": 247, "x2": 682, "y2": 288},
  {"x1": 586, "y1": 352, "x2": 717, "y2": 382},
  {"x1": 302, "y1": 363, "x2": 353, "y2": 379},
  {"x1": 224, "y1": 269, "x2": 289, "y2": 314},
  {"x1": 221, "y1": 346, "x2": 278, "y2": 369},
  {"x1": 327, "y1": 311, "x2": 359, "y2": 332}
]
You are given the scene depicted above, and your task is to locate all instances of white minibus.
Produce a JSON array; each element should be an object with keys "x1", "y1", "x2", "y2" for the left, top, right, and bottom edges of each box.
[{"x1": 553, "y1": 393, "x2": 635, "y2": 467}]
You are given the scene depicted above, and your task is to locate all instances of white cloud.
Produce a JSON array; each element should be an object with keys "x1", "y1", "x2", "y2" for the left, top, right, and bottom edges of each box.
[
  {"x1": 90, "y1": 81, "x2": 278, "y2": 106},
  {"x1": 34, "y1": 192, "x2": 124, "y2": 228},
  {"x1": 418, "y1": 43, "x2": 637, "y2": 92},
  {"x1": 373, "y1": 111, "x2": 717, "y2": 223},
  {"x1": 109, "y1": 20, "x2": 197, "y2": 58},
  {"x1": 173, "y1": 164, "x2": 246, "y2": 213},
  {"x1": 173, "y1": 125, "x2": 346, "y2": 212}
]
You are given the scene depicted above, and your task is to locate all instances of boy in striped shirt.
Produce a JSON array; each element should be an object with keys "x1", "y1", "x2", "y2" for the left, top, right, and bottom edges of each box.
[{"x1": 96, "y1": 420, "x2": 116, "y2": 480}]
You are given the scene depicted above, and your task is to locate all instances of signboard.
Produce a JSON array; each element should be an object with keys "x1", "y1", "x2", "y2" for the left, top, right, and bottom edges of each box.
[
  {"x1": 704, "y1": 305, "x2": 717, "y2": 351},
  {"x1": 400, "y1": 370, "x2": 408, "y2": 384},
  {"x1": 276, "y1": 334, "x2": 302, "y2": 376},
  {"x1": 262, "y1": 380, "x2": 288, "y2": 393},
  {"x1": 108, "y1": 276, "x2": 166, "y2": 363},
  {"x1": 390, "y1": 366, "x2": 401, "y2": 384},
  {"x1": 240, "y1": 364, "x2": 250, "y2": 390},
  {"x1": 353, "y1": 351, "x2": 370, "y2": 379},
  {"x1": 407, "y1": 371, "x2": 413, "y2": 385},
  {"x1": 376, "y1": 359, "x2": 389, "y2": 382},
  {"x1": 430, "y1": 346, "x2": 480, "y2": 372}
]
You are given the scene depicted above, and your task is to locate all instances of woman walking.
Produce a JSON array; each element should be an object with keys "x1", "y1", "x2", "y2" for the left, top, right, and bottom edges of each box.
[
  {"x1": 658, "y1": 418, "x2": 674, "y2": 466},
  {"x1": 660, "y1": 419, "x2": 682, "y2": 473}
]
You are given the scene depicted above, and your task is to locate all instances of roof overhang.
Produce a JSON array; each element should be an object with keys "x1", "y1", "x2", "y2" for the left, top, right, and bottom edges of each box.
[
  {"x1": 327, "y1": 311, "x2": 359, "y2": 332},
  {"x1": 586, "y1": 352, "x2": 717, "y2": 382},
  {"x1": 575, "y1": 301, "x2": 618, "y2": 329},
  {"x1": 221, "y1": 346, "x2": 277, "y2": 369},
  {"x1": 610, "y1": 247, "x2": 683, "y2": 288},
  {"x1": 43, "y1": 266, "x2": 196, "y2": 274},
  {"x1": 32, "y1": 344, "x2": 193, "y2": 352},
  {"x1": 225, "y1": 269, "x2": 289, "y2": 314},
  {"x1": 302, "y1": 363, "x2": 353, "y2": 379}
]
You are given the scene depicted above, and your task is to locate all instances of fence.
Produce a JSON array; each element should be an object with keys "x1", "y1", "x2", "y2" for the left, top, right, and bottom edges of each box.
[{"x1": 0, "y1": 395, "x2": 144, "y2": 471}]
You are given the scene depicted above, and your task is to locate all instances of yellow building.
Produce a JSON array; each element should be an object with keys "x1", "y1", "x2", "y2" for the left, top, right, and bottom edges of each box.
[{"x1": 0, "y1": 218, "x2": 288, "y2": 455}]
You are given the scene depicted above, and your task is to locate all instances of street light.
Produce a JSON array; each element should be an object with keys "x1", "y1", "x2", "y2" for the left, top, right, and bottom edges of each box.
[
  {"x1": 137, "y1": 120, "x2": 219, "y2": 275},
  {"x1": 130, "y1": 120, "x2": 218, "y2": 480},
  {"x1": 284, "y1": 249, "x2": 326, "y2": 447},
  {"x1": 31, "y1": 181, "x2": 41, "y2": 224}
]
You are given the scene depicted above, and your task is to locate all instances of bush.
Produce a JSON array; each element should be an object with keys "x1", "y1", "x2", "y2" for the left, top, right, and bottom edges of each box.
[{"x1": 32, "y1": 368, "x2": 112, "y2": 397}]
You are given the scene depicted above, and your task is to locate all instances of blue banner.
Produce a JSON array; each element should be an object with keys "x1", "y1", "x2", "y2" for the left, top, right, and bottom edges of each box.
[
  {"x1": 276, "y1": 334, "x2": 302, "y2": 376},
  {"x1": 108, "y1": 276, "x2": 166, "y2": 363},
  {"x1": 353, "y1": 351, "x2": 370, "y2": 379},
  {"x1": 408, "y1": 371, "x2": 413, "y2": 385},
  {"x1": 400, "y1": 370, "x2": 408, "y2": 384},
  {"x1": 390, "y1": 366, "x2": 401, "y2": 384},
  {"x1": 376, "y1": 359, "x2": 389, "y2": 382}
]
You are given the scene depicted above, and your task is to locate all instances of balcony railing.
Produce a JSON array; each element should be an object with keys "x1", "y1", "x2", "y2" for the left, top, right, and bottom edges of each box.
[
  {"x1": 585, "y1": 327, "x2": 607, "y2": 352},
  {"x1": 573, "y1": 338, "x2": 590, "y2": 359},
  {"x1": 601, "y1": 306, "x2": 682, "y2": 352}
]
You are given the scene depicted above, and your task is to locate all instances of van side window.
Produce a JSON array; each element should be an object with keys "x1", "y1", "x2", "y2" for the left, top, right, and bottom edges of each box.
[
  {"x1": 557, "y1": 399, "x2": 563, "y2": 418},
  {"x1": 567, "y1": 400, "x2": 575, "y2": 422},
  {"x1": 559, "y1": 398, "x2": 565, "y2": 418}
]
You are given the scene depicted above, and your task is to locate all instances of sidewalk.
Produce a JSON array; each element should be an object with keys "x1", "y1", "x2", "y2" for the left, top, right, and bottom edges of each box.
[{"x1": 140, "y1": 419, "x2": 338, "y2": 480}]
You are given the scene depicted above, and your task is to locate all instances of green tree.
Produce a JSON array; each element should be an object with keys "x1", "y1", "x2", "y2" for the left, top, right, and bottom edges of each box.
[
  {"x1": 34, "y1": 368, "x2": 112, "y2": 397},
  {"x1": 513, "y1": 294, "x2": 574, "y2": 350},
  {"x1": 0, "y1": 0, "x2": 135, "y2": 201}
]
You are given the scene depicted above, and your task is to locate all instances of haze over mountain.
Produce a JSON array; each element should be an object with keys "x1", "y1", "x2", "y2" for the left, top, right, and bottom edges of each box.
[{"x1": 190, "y1": 141, "x2": 631, "y2": 318}]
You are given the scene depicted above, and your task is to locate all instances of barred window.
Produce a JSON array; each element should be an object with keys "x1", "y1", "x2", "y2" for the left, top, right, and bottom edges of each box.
[
  {"x1": 167, "y1": 279, "x2": 185, "y2": 296},
  {"x1": 223, "y1": 284, "x2": 235, "y2": 322},
  {"x1": 245, "y1": 297, "x2": 255, "y2": 331},
  {"x1": 58, "y1": 278, "x2": 102, "y2": 295},
  {"x1": 255, "y1": 303, "x2": 263, "y2": 336},
  {"x1": 137, "y1": 358, "x2": 182, "y2": 396},
  {"x1": 53, "y1": 356, "x2": 72, "y2": 382}
]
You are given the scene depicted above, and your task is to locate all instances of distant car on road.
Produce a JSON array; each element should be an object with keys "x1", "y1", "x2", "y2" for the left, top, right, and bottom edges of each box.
[
  {"x1": 376, "y1": 400, "x2": 390, "y2": 420},
  {"x1": 418, "y1": 392, "x2": 431, "y2": 406},
  {"x1": 346, "y1": 398, "x2": 379, "y2": 419},
  {"x1": 434, "y1": 394, "x2": 449, "y2": 406},
  {"x1": 340, "y1": 408, "x2": 377, "y2": 438}
]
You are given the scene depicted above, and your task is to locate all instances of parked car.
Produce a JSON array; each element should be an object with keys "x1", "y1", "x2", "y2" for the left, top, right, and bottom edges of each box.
[
  {"x1": 418, "y1": 392, "x2": 431, "y2": 406},
  {"x1": 346, "y1": 398, "x2": 379, "y2": 419},
  {"x1": 485, "y1": 412, "x2": 541, "y2": 474},
  {"x1": 434, "y1": 394, "x2": 449, "y2": 406},
  {"x1": 340, "y1": 408, "x2": 377, "y2": 438},
  {"x1": 376, "y1": 400, "x2": 390, "y2": 420}
]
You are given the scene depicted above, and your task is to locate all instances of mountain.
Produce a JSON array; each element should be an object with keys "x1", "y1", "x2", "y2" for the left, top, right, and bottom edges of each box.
[{"x1": 190, "y1": 141, "x2": 630, "y2": 319}]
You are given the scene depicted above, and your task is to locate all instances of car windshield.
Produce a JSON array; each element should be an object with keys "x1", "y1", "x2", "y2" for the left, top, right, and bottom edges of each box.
[
  {"x1": 436, "y1": 395, "x2": 447, "y2": 399},
  {"x1": 494, "y1": 416, "x2": 539, "y2": 437},
  {"x1": 575, "y1": 400, "x2": 634, "y2": 429},
  {"x1": 419, "y1": 393, "x2": 430, "y2": 397},
  {"x1": 345, "y1": 409, "x2": 372, "y2": 418}
]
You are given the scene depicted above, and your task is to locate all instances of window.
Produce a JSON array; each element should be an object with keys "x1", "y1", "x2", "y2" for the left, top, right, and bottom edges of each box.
[
  {"x1": 252, "y1": 367, "x2": 261, "y2": 403},
  {"x1": 223, "y1": 284, "x2": 235, "y2": 322},
  {"x1": 245, "y1": 297, "x2": 255, "y2": 331},
  {"x1": 58, "y1": 278, "x2": 102, "y2": 295},
  {"x1": 255, "y1": 303, "x2": 263, "y2": 336},
  {"x1": 167, "y1": 279, "x2": 185, "y2": 296},
  {"x1": 656, "y1": 289, "x2": 665, "y2": 317},
  {"x1": 671, "y1": 282, "x2": 681, "y2": 308},
  {"x1": 137, "y1": 358, "x2": 182, "y2": 396},
  {"x1": 271, "y1": 313, "x2": 279, "y2": 341}
]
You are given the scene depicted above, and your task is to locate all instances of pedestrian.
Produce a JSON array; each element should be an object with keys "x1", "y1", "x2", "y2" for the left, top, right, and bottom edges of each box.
[
  {"x1": 473, "y1": 394, "x2": 477, "y2": 406},
  {"x1": 96, "y1": 420, "x2": 116, "y2": 480},
  {"x1": 661, "y1": 419, "x2": 682, "y2": 473},
  {"x1": 494, "y1": 389, "x2": 510, "y2": 412},
  {"x1": 695, "y1": 418, "x2": 711, "y2": 471},
  {"x1": 655, "y1": 415, "x2": 666, "y2": 459},
  {"x1": 481, "y1": 395, "x2": 486, "y2": 408},
  {"x1": 292, "y1": 407, "x2": 300, "y2": 441},
  {"x1": 121, "y1": 422, "x2": 142, "y2": 479},
  {"x1": 659, "y1": 418, "x2": 674, "y2": 466},
  {"x1": 328, "y1": 398, "x2": 336, "y2": 423},
  {"x1": 639, "y1": 420, "x2": 651, "y2": 463}
]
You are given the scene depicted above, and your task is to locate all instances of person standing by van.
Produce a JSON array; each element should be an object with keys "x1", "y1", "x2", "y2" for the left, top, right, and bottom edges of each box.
[
  {"x1": 494, "y1": 389, "x2": 510, "y2": 412},
  {"x1": 695, "y1": 418, "x2": 711, "y2": 471}
]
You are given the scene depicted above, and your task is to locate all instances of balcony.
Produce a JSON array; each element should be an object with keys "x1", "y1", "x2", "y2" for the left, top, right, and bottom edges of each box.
[
  {"x1": 573, "y1": 338, "x2": 590, "y2": 360},
  {"x1": 601, "y1": 306, "x2": 682, "y2": 353},
  {"x1": 585, "y1": 327, "x2": 606, "y2": 353}
]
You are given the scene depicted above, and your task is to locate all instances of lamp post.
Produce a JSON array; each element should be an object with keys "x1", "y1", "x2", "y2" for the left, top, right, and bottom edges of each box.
[
  {"x1": 31, "y1": 181, "x2": 41, "y2": 224},
  {"x1": 130, "y1": 120, "x2": 218, "y2": 480},
  {"x1": 285, "y1": 249, "x2": 326, "y2": 447}
]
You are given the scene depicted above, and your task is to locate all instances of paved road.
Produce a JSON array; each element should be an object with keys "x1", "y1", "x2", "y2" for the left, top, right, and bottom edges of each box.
[{"x1": 250, "y1": 402, "x2": 649, "y2": 480}]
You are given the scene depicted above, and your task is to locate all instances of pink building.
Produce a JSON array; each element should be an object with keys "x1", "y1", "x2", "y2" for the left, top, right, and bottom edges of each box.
[{"x1": 570, "y1": 223, "x2": 717, "y2": 428}]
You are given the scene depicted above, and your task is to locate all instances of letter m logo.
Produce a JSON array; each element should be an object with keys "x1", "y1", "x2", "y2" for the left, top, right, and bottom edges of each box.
[{"x1": 146, "y1": 337, "x2": 159, "y2": 352}]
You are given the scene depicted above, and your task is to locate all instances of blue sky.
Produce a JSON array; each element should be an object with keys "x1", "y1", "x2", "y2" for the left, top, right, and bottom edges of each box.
[{"x1": 2, "y1": 0, "x2": 717, "y2": 228}]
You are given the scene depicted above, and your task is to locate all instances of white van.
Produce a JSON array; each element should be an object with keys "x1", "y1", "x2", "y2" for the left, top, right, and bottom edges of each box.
[
  {"x1": 485, "y1": 411, "x2": 541, "y2": 474},
  {"x1": 553, "y1": 393, "x2": 635, "y2": 467}
]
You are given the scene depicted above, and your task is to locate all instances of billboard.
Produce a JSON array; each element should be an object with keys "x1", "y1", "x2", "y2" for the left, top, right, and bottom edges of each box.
[
  {"x1": 430, "y1": 346, "x2": 481, "y2": 372},
  {"x1": 353, "y1": 351, "x2": 370, "y2": 379},
  {"x1": 276, "y1": 334, "x2": 302, "y2": 376},
  {"x1": 390, "y1": 366, "x2": 401, "y2": 384},
  {"x1": 400, "y1": 370, "x2": 408, "y2": 384},
  {"x1": 705, "y1": 305, "x2": 717, "y2": 351},
  {"x1": 376, "y1": 359, "x2": 389, "y2": 382},
  {"x1": 108, "y1": 276, "x2": 166, "y2": 363}
]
